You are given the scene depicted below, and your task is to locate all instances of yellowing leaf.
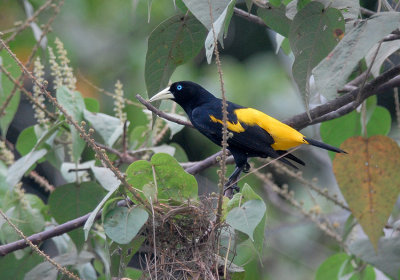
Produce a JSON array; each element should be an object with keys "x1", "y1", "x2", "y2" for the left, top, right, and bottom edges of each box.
[{"x1": 333, "y1": 136, "x2": 400, "y2": 249}]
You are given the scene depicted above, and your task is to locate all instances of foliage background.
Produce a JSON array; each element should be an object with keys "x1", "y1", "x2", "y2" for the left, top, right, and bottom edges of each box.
[{"x1": 1, "y1": 0, "x2": 400, "y2": 279}]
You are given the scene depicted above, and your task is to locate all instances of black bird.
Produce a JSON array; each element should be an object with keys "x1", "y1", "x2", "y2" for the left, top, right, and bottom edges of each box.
[{"x1": 149, "y1": 81, "x2": 346, "y2": 194}]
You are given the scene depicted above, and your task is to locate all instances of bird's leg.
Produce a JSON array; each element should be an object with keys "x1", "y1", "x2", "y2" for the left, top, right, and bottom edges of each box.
[
  {"x1": 242, "y1": 162, "x2": 250, "y2": 173},
  {"x1": 223, "y1": 165, "x2": 246, "y2": 197}
]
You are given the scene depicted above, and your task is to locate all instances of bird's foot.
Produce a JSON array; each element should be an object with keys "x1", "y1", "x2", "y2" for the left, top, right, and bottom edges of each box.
[
  {"x1": 223, "y1": 181, "x2": 240, "y2": 197},
  {"x1": 243, "y1": 162, "x2": 250, "y2": 173}
]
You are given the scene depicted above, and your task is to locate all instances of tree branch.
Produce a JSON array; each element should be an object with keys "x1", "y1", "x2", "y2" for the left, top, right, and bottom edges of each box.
[{"x1": 233, "y1": 7, "x2": 268, "y2": 28}]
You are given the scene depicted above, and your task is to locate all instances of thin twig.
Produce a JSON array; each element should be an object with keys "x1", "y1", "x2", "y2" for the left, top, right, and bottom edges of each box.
[
  {"x1": 394, "y1": 87, "x2": 400, "y2": 129},
  {"x1": 233, "y1": 8, "x2": 268, "y2": 27},
  {"x1": 207, "y1": 0, "x2": 229, "y2": 223},
  {"x1": 0, "y1": 209, "x2": 81, "y2": 279},
  {"x1": 29, "y1": 171, "x2": 55, "y2": 192}
]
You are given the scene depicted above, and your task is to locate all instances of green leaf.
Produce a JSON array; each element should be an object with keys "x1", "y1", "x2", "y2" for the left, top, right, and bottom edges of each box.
[
  {"x1": 349, "y1": 265, "x2": 376, "y2": 280},
  {"x1": 104, "y1": 206, "x2": 148, "y2": 244},
  {"x1": 60, "y1": 160, "x2": 95, "y2": 183},
  {"x1": 125, "y1": 268, "x2": 143, "y2": 279},
  {"x1": 313, "y1": 12, "x2": 400, "y2": 100},
  {"x1": 84, "y1": 97, "x2": 100, "y2": 112},
  {"x1": 349, "y1": 238, "x2": 400, "y2": 279},
  {"x1": 83, "y1": 182, "x2": 120, "y2": 241},
  {"x1": 366, "y1": 41, "x2": 400, "y2": 78},
  {"x1": 257, "y1": 5, "x2": 292, "y2": 37},
  {"x1": 91, "y1": 166, "x2": 121, "y2": 191},
  {"x1": 129, "y1": 125, "x2": 149, "y2": 150},
  {"x1": 289, "y1": 2, "x2": 344, "y2": 112},
  {"x1": 0, "y1": 194, "x2": 45, "y2": 245},
  {"x1": 0, "y1": 250, "x2": 42, "y2": 279},
  {"x1": 315, "y1": 253, "x2": 350, "y2": 280},
  {"x1": 226, "y1": 199, "x2": 266, "y2": 241},
  {"x1": 49, "y1": 182, "x2": 106, "y2": 248},
  {"x1": 84, "y1": 109, "x2": 124, "y2": 147},
  {"x1": 366, "y1": 106, "x2": 391, "y2": 137},
  {"x1": 204, "y1": 0, "x2": 236, "y2": 63},
  {"x1": 6, "y1": 149, "x2": 47, "y2": 188},
  {"x1": 56, "y1": 86, "x2": 86, "y2": 162},
  {"x1": 126, "y1": 153, "x2": 198, "y2": 202},
  {"x1": 333, "y1": 136, "x2": 400, "y2": 249},
  {"x1": 0, "y1": 52, "x2": 21, "y2": 136},
  {"x1": 145, "y1": 14, "x2": 206, "y2": 99}
]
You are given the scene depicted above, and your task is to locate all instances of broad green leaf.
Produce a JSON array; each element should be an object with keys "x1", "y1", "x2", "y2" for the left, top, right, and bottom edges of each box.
[
  {"x1": 49, "y1": 182, "x2": 106, "y2": 248},
  {"x1": 56, "y1": 86, "x2": 86, "y2": 162},
  {"x1": 257, "y1": 5, "x2": 292, "y2": 37},
  {"x1": 125, "y1": 268, "x2": 143, "y2": 279},
  {"x1": 0, "y1": 161, "x2": 8, "y2": 198},
  {"x1": 83, "y1": 182, "x2": 120, "y2": 241},
  {"x1": 84, "y1": 97, "x2": 100, "y2": 112},
  {"x1": 313, "y1": 12, "x2": 400, "y2": 100},
  {"x1": 366, "y1": 106, "x2": 391, "y2": 137},
  {"x1": 333, "y1": 136, "x2": 400, "y2": 249},
  {"x1": 6, "y1": 149, "x2": 47, "y2": 188},
  {"x1": 129, "y1": 125, "x2": 149, "y2": 150},
  {"x1": 204, "y1": 0, "x2": 236, "y2": 63},
  {"x1": 366, "y1": 41, "x2": 400, "y2": 77},
  {"x1": 317, "y1": 0, "x2": 360, "y2": 31},
  {"x1": 349, "y1": 238, "x2": 400, "y2": 279},
  {"x1": 0, "y1": 194, "x2": 45, "y2": 245},
  {"x1": 0, "y1": 52, "x2": 21, "y2": 136},
  {"x1": 289, "y1": 2, "x2": 344, "y2": 112},
  {"x1": 126, "y1": 153, "x2": 198, "y2": 202},
  {"x1": 0, "y1": 250, "x2": 42, "y2": 279},
  {"x1": 91, "y1": 166, "x2": 121, "y2": 191},
  {"x1": 15, "y1": 126, "x2": 36, "y2": 156},
  {"x1": 145, "y1": 14, "x2": 206, "y2": 99},
  {"x1": 315, "y1": 253, "x2": 350, "y2": 280},
  {"x1": 164, "y1": 113, "x2": 188, "y2": 139},
  {"x1": 103, "y1": 206, "x2": 148, "y2": 244},
  {"x1": 226, "y1": 199, "x2": 266, "y2": 241},
  {"x1": 84, "y1": 109, "x2": 124, "y2": 147},
  {"x1": 170, "y1": 142, "x2": 188, "y2": 162}
]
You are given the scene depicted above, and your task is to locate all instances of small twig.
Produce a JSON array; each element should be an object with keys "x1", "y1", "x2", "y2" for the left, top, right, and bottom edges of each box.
[
  {"x1": 0, "y1": 209, "x2": 81, "y2": 279},
  {"x1": 136, "y1": 94, "x2": 193, "y2": 127},
  {"x1": 150, "y1": 197, "x2": 158, "y2": 280},
  {"x1": 360, "y1": 7, "x2": 376, "y2": 16}
]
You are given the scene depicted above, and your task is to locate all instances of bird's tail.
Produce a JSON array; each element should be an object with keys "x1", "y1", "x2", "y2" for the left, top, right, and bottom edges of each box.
[{"x1": 304, "y1": 137, "x2": 347, "y2": 154}]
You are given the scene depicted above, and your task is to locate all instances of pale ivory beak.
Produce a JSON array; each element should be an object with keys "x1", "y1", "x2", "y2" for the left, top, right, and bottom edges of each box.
[{"x1": 149, "y1": 87, "x2": 174, "y2": 102}]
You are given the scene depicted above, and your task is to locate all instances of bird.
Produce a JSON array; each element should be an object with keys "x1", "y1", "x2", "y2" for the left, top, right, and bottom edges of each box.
[{"x1": 149, "y1": 81, "x2": 346, "y2": 195}]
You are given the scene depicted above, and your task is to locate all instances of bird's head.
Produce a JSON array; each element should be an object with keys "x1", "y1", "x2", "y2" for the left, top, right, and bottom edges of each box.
[{"x1": 149, "y1": 81, "x2": 214, "y2": 111}]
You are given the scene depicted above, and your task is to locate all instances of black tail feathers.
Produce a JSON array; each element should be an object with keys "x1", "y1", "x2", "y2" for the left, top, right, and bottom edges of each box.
[{"x1": 304, "y1": 137, "x2": 347, "y2": 154}]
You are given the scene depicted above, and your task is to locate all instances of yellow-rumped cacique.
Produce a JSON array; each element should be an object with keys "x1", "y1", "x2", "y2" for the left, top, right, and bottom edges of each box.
[{"x1": 149, "y1": 81, "x2": 346, "y2": 193}]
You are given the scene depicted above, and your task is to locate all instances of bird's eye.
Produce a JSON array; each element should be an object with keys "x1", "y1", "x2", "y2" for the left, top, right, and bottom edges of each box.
[{"x1": 177, "y1": 84, "x2": 182, "y2": 91}]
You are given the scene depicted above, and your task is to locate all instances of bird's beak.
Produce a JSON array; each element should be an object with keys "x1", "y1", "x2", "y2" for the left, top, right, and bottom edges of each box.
[{"x1": 149, "y1": 87, "x2": 174, "y2": 102}]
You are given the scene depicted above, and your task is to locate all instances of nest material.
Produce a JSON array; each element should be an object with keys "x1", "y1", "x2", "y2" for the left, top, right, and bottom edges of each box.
[{"x1": 141, "y1": 197, "x2": 221, "y2": 279}]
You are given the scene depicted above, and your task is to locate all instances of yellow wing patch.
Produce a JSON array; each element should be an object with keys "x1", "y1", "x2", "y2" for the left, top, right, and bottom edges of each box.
[
  {"x1": 209, "y1": 115, "x2": 245, "y2": 133},
  {"x1": 234, "y1": 108, "x2": 307, "y2": 150}
]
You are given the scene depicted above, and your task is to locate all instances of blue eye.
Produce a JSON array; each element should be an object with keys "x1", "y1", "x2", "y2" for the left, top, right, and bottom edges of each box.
[{"x1": 177, "y1": 85, "x2": 182, "y2": 91}]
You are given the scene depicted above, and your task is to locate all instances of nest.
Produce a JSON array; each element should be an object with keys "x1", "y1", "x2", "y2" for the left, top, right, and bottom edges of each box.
[{"x1": 140, "y1": 196, "x2": 221, "y2": 279}]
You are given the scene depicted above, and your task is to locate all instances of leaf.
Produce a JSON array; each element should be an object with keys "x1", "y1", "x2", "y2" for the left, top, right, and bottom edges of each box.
[
  {"x1": 366, "y1": 40, "x2": 400, "y2": 77},
  {"x1": 333, "y1": 136, "x2": 400, "y2": 249},
  {"x1": 317, "y1": 0, "x2": 360, "y2": 31},
  {"x1": 204, "y1": 0, "x2": 236, "y2": 63},
  {"x1": 91, "y1": 166, "x2": 121, "y2": 191},
  {"x1": 49, "y1": 182, "x2": 106, "y2": 248},
  {"x1": 126, "y1": 153, "x2": 198, "y2": 202},
  {"x1": 83, "y1": 182, "x2": 120, "y2": 241},
  {"x1": 84, "y1": 97, "x2": 100, "y2": 112},
  {"x1": 103, "y1": 206, "x2": 148, "y2": 244},
  {"x1": 321, "y1": 105, "x2": 391, "y2": 159},
  {"x1": 257, "y1": 5, "x2": 292, "y2": 37},
  {"x1": 84, "y1": 109, "x2": 124, "y2": 147},
  {"x1": 0, "y1": 52, "x2": 21, "y2": 136},
  {"x1": 226, "y1": 199, "x2": 266, "y2": 241},
  {"x1": 288, "y1": 2, "x2": 344, "y2": 112},
  {"x1": 6, "y1": 149, "x2": 47, "y2": 188},
  {"x1": 315, "y1": 253, "x2": 350, "y2": 280},
  {"x1": 313, "y1": 12, "x2": 400, "y2": 100},
  {"x1": 145, "y1": 14, "x2": 206, "y2": 99},
  {"x1": 0, "y1": 251, "x2": 42, "y2": 280},
  {"x1": 15, "y1": 126, "x2": 37, "y2": 156},
  {"x1": 349, "y1": 237, "x2": 400, "y2": 279},
  {"x1": 56, "y1": 86, "x2": 86, "y2": 162},
  {"x1": 60, "y1": 160, "x2": 95, "y2": 183}
]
